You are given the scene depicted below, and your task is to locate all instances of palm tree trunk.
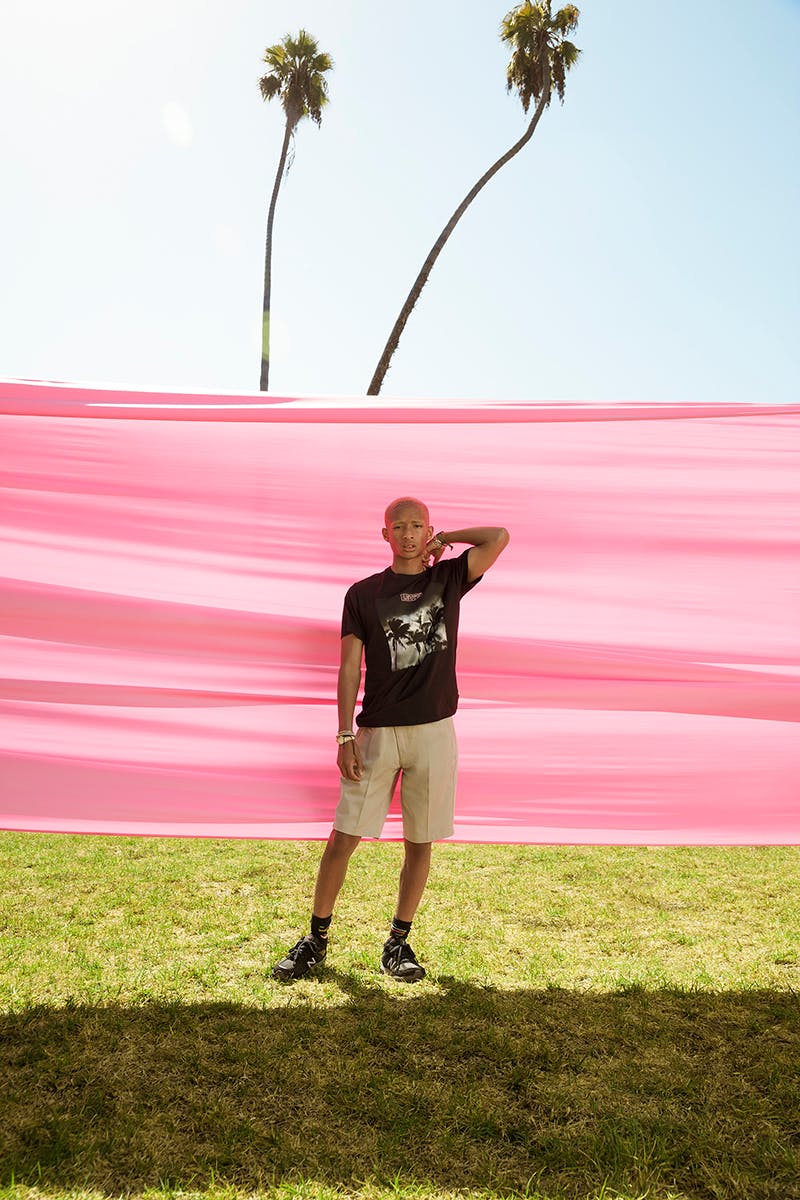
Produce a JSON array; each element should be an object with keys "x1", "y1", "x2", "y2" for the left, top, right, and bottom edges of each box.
[
  {"x1": 367, "y1": 87, "x2": 551, "y2": 396},
  {"x1": 260, "y1": 118, "x2": 293, "y2": 392}
]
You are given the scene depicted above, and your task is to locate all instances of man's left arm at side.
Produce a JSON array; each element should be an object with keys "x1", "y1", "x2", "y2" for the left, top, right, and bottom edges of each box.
[{"x1": 337, "y1": 633, "x2": 364, "y2": 781}]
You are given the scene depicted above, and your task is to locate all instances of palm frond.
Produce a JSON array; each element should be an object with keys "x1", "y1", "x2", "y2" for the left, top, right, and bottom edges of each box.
[
  {"x1": 553, "y1": 4, "x2": 580, "y2": 35},
  {"x1": 261, "y1": 45, "x2": 287, "y2": 72},
  {"x1": 258, "y1": 75, "x2": 282, "y2": 102}
]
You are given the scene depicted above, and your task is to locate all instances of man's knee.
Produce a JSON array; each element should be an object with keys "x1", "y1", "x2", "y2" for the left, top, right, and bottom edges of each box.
[
  {"x1": 328, "y1": 829, "x2": 361, "y2": 858},
  {"x1": 403, "y1": 838, "x2": 432, "y2": 859}
]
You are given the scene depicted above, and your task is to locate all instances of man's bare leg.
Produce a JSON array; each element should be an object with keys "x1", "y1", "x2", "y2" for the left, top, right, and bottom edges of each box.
[
  {"x1": 312, "y1": 829, "x2": 361, "y2": 917},
  {"x1": 380, "y1": 839, "x2": 432, "y2": 981},
  {"x1": 273, "y1": 829, "x2": 360, "y2": 980},
  {"x1": 395, "y1": 839, "x2": 432, "y2": 922}
]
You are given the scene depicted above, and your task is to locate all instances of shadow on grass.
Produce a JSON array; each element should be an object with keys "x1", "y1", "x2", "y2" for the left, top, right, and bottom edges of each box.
[{"x1": 2, "y1": 978, "x2": 799, "y2": 1199}]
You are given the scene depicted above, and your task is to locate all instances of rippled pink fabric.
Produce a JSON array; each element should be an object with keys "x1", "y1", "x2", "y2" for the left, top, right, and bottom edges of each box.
[{"x1": 2, "y1": 380, "x2": 798, "y2": 843}]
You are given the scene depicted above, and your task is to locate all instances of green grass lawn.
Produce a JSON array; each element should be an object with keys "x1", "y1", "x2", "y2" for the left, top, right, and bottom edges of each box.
[{"x1": 1, "y1": 834, "x2": 798, "y2": 1200}]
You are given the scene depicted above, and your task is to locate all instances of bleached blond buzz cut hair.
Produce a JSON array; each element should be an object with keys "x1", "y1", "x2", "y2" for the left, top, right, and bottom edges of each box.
[{"x1": 383, "y1": 496, "x2": 431, "y2": 527}]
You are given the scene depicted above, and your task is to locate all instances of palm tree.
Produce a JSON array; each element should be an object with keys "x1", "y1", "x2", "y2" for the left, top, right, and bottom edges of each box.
[
  {"x1": 258, "y1": 30, "x2": 333, "y2": 391},
  {"x1": 384, "y1": 616, "x2": 412, "y2": 668},
  {"x1": 367, "y1": 2, "x2": 580, "y2": 396}
]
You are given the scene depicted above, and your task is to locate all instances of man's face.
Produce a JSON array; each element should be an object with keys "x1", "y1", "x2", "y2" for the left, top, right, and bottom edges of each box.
[{"x1": 382, "y1": 504, "x2": 433, "y2": 560}]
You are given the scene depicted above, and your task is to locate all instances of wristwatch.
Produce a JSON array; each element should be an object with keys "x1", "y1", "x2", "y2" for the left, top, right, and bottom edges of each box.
[{"x1": 336, "y1": 731, "x2": 356, "y2": 745}]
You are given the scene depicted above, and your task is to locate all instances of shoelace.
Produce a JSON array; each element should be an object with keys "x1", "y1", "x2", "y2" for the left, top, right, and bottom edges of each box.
[
  {"x1": 385, "y1": 940, "x2": 416, "y2": 968},
  {"x1": 290, "y1": 937, "x2": 320, "y2": 962}
]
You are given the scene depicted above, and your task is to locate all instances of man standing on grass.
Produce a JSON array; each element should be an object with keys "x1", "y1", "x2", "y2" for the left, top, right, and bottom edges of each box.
[{"x1": 273, "y1": 497, "x2": 509, "y2": 982}]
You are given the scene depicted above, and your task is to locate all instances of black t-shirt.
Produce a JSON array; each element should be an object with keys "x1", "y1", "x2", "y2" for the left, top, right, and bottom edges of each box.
[{"x1": 340, "y1": 547, "x2": 482, "y2": 727}]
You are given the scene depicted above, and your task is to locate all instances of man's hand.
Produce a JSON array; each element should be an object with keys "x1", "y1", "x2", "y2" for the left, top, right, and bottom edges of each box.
[
  {"x1": 337, "y1": 738, "x2": 363, "y2": 782},
  {"x1": 422, "y1": 534, "x2": 448, "y2": 568}
]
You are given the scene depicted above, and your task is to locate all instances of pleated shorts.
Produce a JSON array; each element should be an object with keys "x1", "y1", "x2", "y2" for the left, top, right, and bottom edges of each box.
[{"x1": 334, "y1": 717, "x2": 458, "y2": 842}]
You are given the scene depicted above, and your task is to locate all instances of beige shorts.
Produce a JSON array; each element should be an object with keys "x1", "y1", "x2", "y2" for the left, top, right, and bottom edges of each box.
[{"x1": 334, "y1": 717, "x2": 458, "y2": 843}]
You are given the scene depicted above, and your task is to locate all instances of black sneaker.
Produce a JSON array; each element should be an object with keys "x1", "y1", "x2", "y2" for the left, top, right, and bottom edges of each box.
[
  {"x1": 380, "y1": 936, "x2": 426, "y2": 982},
  {"x1": 272, "y1": 934, "x2": 327, "y2": 981}
]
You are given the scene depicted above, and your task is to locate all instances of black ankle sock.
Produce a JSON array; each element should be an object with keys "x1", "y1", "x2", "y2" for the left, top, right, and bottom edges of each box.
[
  {"x1": 311, "y1": 914, "x2": 331, "y2": 942},
  {"x1": 390, "y1": 916, "x2": 412, "y2": 941}
]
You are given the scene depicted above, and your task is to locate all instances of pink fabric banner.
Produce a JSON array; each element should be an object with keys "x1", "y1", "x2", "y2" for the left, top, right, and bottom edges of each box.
[{"x1": 2, "y1": 379, "x2": 799, "y2": 843}]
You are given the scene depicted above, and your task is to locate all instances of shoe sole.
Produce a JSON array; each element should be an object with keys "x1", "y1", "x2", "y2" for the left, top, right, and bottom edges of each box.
[
  {"x1": 272, "y1": 959, "x2": 325, "y2": 982},
  {"x1": 380, "y1": 963, "x2": 425, "y2": 982}
]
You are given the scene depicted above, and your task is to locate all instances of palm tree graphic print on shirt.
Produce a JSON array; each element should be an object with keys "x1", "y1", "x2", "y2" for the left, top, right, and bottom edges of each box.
[{"x1": 377, "y1": 579, "x2": 447, "y2": 671}]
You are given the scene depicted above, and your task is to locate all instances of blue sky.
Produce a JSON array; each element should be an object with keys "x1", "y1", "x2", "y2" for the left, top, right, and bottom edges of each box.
[{"x1": 1, "y1": 0, "x2": 798, "y2": 402}]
